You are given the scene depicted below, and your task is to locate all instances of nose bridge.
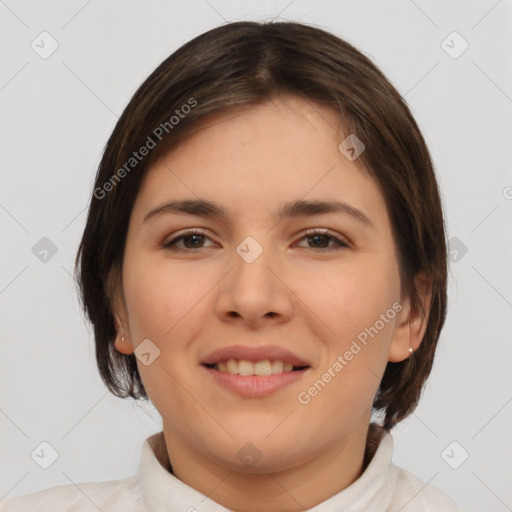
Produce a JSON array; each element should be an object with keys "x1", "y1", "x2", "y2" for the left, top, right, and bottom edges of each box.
[
  {"x1": 231, "y1": 234, "x2": 277, "y2": 295},
  {"x1": 215, "y1": 233, "x2": 293, "y2": 324},
  {"x1": 235, "y1": 235, "x2": 267, "y2": 267}
]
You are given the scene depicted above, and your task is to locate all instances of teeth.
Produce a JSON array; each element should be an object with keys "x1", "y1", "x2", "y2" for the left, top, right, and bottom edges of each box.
[
  {"x1": 214, "y1": 359, "x2": 301, "y2": 376},
  {"x1": 238, "y1": 360, "x2": 254, "y2": 376},
  {"x1": 226, "y1": 359, "x2": 238, "y2": 374},
  {"x1": 271, "y1": 360, "x2": 284, "y2": 373},
  {"x1": 254, "y1": 360, "x2": 272, "y2": 376}
]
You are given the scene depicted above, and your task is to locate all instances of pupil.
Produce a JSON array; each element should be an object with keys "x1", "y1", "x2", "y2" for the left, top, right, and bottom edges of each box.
[
  {"x1": 185, "y1": 234, "x2": 203, "y2": 248},
  {"x1": 311, "y1": 235, "x2": 327, "y2": 247}
]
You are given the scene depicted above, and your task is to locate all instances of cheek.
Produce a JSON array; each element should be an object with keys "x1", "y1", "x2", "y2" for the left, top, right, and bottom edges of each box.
[
  {"x1": 123, "y1": 257, "x2": 214, "y2": 341},
  {"x1": 122, "y1": 258, "x2": 216, "y2": 416},
  {"x1": 292, "y1": 256, "x2": 400, "y2": 348},
  {"x1": 294, "y1": 261, "x2": 401, "y2": 419},
  {"x1": 290, "y1": 257, "x2": 400, "y2": 419}
]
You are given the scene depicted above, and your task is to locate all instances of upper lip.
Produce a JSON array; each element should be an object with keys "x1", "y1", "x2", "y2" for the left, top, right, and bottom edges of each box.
[{"x1": 201, "y1": 345, "x2": 310, "y2": 367}]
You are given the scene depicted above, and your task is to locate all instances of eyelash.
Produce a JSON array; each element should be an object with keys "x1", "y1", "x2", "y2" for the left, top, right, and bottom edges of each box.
[{"x1": 162, "y1": 228, "x2": 350, "y2": 252}]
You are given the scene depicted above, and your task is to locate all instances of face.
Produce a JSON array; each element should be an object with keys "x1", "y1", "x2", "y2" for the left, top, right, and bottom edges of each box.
[{"x1": 114, "y1": 95, "x2": 417, "y2": 474}]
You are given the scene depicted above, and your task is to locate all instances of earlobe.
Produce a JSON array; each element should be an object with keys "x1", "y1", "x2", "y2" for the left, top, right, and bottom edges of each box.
[
  {"x1": 114, "y1": 330, "x2": 135, "y2": 354},
  {"x1": 112, "y1": 307, "x2": 135, "y2": 355},
  {"x1": 108, "y1": 271, "x2": 134, "y2": 355},
  {"x1": 112, "y1": 309, "x2": 134, "y2": 354},
  {"x1": 387, "y1": 303, "x2": 414, "y2": 363},
  {"x1": 388, "y1": 273, "x2": 432, "y2": 362}
]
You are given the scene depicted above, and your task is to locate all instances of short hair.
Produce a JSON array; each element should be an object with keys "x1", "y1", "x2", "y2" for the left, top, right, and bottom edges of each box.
[{"x1": 75, "y1": 20, "x2": 448, "y2": 431}]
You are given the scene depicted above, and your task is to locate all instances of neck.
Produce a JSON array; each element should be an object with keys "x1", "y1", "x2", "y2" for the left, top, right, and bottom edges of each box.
[{"x1": 161, "y1": 418, "x2": 377, "y2": 512}]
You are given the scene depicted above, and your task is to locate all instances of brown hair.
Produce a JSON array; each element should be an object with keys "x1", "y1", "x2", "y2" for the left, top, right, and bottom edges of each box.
[{"x1": 75, "y1": 20, "x2": 448, "y2": 431}]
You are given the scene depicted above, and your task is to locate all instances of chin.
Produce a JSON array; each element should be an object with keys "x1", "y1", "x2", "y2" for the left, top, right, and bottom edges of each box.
[{"x1": 219, "y1": 447, "x2": 305, "y2": 475}]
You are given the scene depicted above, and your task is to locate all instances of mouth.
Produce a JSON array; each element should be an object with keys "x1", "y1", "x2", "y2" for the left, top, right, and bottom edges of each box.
[
  {"x1": 200, "y1": 345, "x2": 311, "y2": 397},
  {"x1": 203, "y1": 359, "x2": 309, "y2": 376},
  {"x1": 200, "y1": 344, "x2": 311, "y2": 374},
  {"x1": 201, "y1": 362, "x2": 310, "y2": 398}
]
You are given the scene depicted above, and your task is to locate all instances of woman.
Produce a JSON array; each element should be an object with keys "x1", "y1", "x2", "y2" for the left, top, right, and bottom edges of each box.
[{"x1": 1, "y1": 20, "x2": 459, "y2": 511}]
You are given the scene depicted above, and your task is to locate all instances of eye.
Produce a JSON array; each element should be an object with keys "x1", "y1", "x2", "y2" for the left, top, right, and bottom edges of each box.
[
  {"x1": 296, "y1": 229, "x2": 349, "y2": 251},
  {"x1": 162, "y1": 228, "x2": 349, "y2": 252},
  {"x1": 163, "y1": 229, "x2": 216, "y2": 250}
]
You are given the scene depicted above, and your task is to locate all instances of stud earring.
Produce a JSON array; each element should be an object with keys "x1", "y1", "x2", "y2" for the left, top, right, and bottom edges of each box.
[
  {"x1": 409, "y1": 347, "x2": 413, "y2": 355},
  {"x1": 121, "y1": 335, "x2": 125, "y2": 343}
]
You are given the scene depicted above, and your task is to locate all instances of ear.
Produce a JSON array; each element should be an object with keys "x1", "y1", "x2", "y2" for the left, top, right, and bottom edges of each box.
[
  {"x1": 113, "y1": 310, "x2": 135, "y2": 355},
  {"x1": 388, "y1": 272, "x2": 432, "y2": 363},
  {"x1": 107, "y1": 267, "x2": 135, "y2": 356}
]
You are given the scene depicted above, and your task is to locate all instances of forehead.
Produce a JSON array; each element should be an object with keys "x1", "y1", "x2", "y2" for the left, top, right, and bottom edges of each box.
[{"x1": 131, "y1": 96, "x2": 387, "y2": 227}]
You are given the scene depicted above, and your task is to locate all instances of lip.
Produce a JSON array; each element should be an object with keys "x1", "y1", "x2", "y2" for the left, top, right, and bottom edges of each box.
[
  {"x1": 200, "y1": 344, "x2": 310, "y2": 367},
  {"x1": 202, "y1": 365, "x2": 310, "y2": 398}
]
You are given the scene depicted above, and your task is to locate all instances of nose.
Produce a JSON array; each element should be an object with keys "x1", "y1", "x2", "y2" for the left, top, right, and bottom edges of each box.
[{"x1": 214, "y1": 238, "x2": 294, "y2": 329}]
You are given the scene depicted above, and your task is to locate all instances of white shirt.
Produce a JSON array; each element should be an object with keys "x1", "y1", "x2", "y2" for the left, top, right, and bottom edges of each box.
[{"x1": 0, "y1": 429, "x2": 460, "y2": 511}]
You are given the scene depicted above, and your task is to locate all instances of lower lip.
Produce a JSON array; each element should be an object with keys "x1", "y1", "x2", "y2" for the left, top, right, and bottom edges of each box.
[{"x1": 202, "y1": 366, "x2": 310, "y2": 398}]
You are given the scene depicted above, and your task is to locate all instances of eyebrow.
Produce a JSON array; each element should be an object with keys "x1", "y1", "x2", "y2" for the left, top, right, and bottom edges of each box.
[{"x1": 143, "y1": 198, "x2": 374, "y2": 229}]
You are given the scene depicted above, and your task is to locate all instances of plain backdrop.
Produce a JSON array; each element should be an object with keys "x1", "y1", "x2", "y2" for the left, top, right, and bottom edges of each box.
[{"x1": 1, "y1": 1, "x2": 511, "y2": 511}]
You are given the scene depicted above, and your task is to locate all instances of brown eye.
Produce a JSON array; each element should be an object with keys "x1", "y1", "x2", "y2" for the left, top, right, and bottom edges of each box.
[
  {"x1": 296, "y1": 230, "x2": 349, "y2": 251},
  {"x1": 163, "y1": 230, "x2": 215, "y2": 250}
]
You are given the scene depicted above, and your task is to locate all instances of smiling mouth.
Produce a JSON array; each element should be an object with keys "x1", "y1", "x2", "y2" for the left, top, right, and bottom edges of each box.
[{"x1": 203, "y1": 359, "x2": 309, "y2": 376}]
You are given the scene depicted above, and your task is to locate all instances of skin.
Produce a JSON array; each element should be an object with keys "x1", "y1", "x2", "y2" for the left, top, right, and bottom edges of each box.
[{"x1": 113, "y1": 95, "x2": 431, "y2": 512}]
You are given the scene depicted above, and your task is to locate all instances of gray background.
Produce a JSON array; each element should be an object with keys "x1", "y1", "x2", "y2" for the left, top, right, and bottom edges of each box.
[{"x1": 1, "y1": 1, "x2": 511, "y2": 511}]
